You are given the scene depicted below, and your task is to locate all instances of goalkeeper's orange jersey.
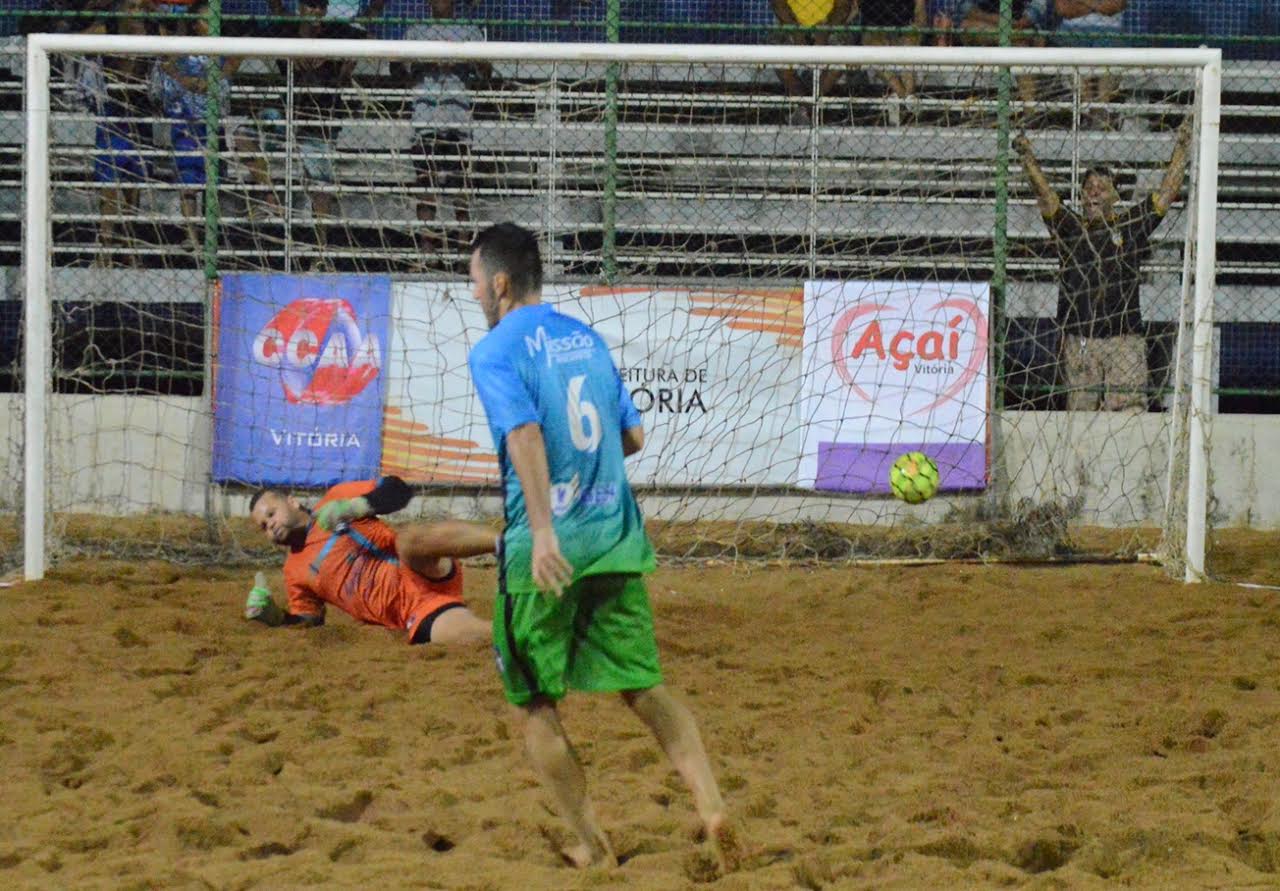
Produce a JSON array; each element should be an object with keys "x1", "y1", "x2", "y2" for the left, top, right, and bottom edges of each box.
[{"x1": 281, "y1": 481, "x2": 464, "y2": 641}]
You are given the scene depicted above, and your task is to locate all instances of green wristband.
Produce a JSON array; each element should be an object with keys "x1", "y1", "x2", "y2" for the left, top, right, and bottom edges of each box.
[{"x1": 246, "y1": 586, "x2": 272, "y2": 610}]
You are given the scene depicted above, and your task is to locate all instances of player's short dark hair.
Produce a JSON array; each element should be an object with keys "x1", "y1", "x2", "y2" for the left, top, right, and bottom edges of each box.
[
  {"x1": 248, "y1": 487, "x2": 285, "y2": 513},
  {"x1": 472, "y1": 223, "x2": 543, "y2": 302},
  {"x1": 298, "y1": 0, "x2": 329, "y2": 11},
  {"x1": 1082, "y1": 166, "x2": 1115, "y2": 189}
]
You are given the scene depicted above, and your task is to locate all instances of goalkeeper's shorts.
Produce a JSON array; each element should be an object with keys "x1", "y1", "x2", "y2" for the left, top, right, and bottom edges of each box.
[{"x1": 401, "y1": 561, "x2": 467, "y2": 645}]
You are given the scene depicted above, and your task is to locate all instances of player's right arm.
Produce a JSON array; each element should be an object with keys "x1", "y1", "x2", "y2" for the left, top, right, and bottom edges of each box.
[
  {"x1": 1013, "y1": 132, "x2": 1062, "y2": 220},
  {"x1": 507, "y1": 423, "x2": 574, "y2": 597},
  {"x1": 470, "y1": 340, "x2": 574, "y2": 596}
]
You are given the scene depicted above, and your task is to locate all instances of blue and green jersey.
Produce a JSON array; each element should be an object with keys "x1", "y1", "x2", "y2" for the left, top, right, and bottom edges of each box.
[{"x1": 469, "y1": 303, "x2": 655, "y2": 591}]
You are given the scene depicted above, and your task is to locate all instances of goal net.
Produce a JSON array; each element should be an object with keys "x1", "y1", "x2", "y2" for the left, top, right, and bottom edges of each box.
[{"x1": 13, "y1": 36, "x2": 1220, "y2": 581}]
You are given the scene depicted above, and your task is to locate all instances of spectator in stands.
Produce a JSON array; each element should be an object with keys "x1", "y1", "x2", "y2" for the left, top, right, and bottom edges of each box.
[
  {"x1": 152, "y1": 1, "x2": 233, "y2": 253},
  {"x1": 23, "y1": 0, "x2": 113, "y2": 36},
  {"x1": 239, "y1": 0, "x2": 365, "y2": 270},
  {"x1": 952, "y1": 0, "x2": 1051, "y2": 105},
  {"x1": 231, "y1": 118, "x2": 286, "y2": 224},
  {"x1": 770, "y1": 0, "x2": 856, "y2": 124},
  {"x1": 393, "y1": 0, "x2": 491, "y2": 258},
  {"x1": 76, "y1": 0, "x2": 156, "y2": 265},
  {"x1": 857, "y1": 0, "x2": 928, "y2": 118},
  {"x1": 268, "y1": 0, "x2": 372, "y2": 28},
  {"x1": 154, "y1": 2, "x2": 190, "y2": 37},
  {"x1": 930, "y1": 0, "x2": 955, "y2": 46},
  {"x1": 1014, "y1": 119, "x2": 1193, "y2": 411},
  {"x1": 1055, "y1": 0, "x2": 1126, "y2": 128}
]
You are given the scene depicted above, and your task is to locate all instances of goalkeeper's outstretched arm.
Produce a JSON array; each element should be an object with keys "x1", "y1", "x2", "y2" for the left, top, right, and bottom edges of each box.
[
  {"x1": 249, "y1": 606, "x2": 324, "y2": 629},
  {"x1": 362, "y1": 475, "x2": 414, "y2": 515},
  {"x1": 315, "y1": 475, "x2": 414, "y2": 531},
  {"x1": 244, "y1": 572, "x2": 324, "y2": 629}
]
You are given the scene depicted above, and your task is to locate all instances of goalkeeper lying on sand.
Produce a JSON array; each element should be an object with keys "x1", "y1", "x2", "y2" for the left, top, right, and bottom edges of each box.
[{"x1": 245, "y1": 475, "x2": 494, "y2": 646}]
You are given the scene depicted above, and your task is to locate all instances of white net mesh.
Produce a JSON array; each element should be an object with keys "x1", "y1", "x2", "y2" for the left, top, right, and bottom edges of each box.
[{"x1": 10, "y1": 39, "x2": 1217, "y2": 577}]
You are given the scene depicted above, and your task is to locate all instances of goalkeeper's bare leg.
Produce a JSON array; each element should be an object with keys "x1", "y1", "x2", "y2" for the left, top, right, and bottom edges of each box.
[
  {"x1": 422, "y1": 606, "x2": 490, "y2": 645},
  {"x1": 622, "y1": 685, "x2": 741, "y2": 872}
]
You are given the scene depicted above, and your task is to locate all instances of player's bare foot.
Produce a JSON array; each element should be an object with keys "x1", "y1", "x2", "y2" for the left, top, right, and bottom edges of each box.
[
  {"x1": 705, "y1": 813, "x2": 743, "y2": 874},
  {"x1": 560, "y1": 840, "x2": 616, "y2": 869}
]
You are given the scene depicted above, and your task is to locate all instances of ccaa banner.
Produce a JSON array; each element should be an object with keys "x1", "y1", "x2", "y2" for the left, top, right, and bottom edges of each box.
[
  {"x1": 213, "y1": 274, "x2": 390, "y2": 486},
  {"x1": 800, "y1": 281, "x2": 989, "y2": 494},
  {"x1": 383, "y1": 283, "x2": 804, "y2": 486}
]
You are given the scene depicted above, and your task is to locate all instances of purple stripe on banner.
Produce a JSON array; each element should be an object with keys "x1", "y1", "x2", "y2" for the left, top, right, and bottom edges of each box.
[{"x1": 816, "y1": 442, "x2": 987, "y2": 494}]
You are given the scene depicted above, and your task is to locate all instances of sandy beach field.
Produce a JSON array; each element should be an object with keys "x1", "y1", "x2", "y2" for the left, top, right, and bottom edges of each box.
[{"x1": 3, "y1": 538, "x2": 1280, "y2": 889}]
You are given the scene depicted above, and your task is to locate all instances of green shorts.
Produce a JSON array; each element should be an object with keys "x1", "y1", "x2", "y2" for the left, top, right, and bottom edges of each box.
[{"x1": 493, "y1": 573, "x2": 663, "y2": 706}]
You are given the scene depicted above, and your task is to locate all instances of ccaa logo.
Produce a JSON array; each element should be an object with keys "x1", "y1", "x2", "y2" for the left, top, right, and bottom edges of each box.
[{"x1": 252, "y1": 299, "x2": 382, "y2": 405}]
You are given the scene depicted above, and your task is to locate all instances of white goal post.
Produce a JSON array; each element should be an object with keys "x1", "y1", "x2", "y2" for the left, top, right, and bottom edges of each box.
[{"x1": 21, "y1": 35, "x2": 1221, "y2": 581}]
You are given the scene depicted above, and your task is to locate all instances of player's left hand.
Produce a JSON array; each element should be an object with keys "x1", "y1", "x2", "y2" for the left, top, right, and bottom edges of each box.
[
  {"x1": 531, "y1": 528, "x2": 573, "y2": 598},
  {"x1": 314, "y1": 496, "x2": 373, "y2": 531}
]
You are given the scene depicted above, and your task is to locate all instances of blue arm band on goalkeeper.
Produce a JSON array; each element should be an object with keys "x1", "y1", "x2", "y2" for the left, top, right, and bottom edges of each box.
[{"x1": 363, "y1": 475, "x2": 413, "y2": 516}]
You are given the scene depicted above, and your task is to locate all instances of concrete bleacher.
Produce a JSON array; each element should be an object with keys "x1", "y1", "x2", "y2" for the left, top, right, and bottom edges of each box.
[{"x1": 0, "y1": 42, "x2": 1276, "y2": 323}]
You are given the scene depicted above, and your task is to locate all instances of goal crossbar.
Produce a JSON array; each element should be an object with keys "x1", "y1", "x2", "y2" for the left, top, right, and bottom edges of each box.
[{"x1": 25, "y1": 34, "x2": 1223, "y2": 68}]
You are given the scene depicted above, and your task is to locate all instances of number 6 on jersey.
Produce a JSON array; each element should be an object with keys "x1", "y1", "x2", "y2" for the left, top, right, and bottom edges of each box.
[{"x1": 567, "y1": 375, "x2": 601, "y2": 453}]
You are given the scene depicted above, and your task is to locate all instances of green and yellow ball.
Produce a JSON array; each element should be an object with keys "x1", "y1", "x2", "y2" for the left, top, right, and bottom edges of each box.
[{"x1": 889, "y1": 451, "x2": 940, "y2": 504}]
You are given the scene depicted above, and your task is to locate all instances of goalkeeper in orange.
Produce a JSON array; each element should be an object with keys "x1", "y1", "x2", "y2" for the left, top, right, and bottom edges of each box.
[{"x1": 245, "y1": 475, "x2": 494, "y2": 645}]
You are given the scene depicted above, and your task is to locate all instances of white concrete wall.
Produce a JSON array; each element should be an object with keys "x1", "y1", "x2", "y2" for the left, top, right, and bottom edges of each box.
[
  {"x1": 2, "y1": 394, "x2": 1278, "y2": 529},
  {"x1": 0, "y1": 394, "x2": 213, "y2": 515}
]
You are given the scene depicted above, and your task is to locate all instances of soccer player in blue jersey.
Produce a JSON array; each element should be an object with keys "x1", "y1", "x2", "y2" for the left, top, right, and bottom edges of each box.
[{"x1": 467, "y1": 223, "x2": 739, "y2": 872}]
